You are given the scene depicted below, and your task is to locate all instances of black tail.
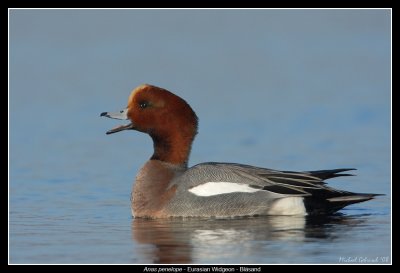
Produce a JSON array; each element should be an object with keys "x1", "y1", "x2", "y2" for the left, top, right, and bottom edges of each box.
[{"x1": 305, "y1": 193, "x2": 383, "y2": 215}]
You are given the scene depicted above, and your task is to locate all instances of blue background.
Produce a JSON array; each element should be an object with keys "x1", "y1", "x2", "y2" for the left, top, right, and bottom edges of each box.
[{"x1": 9, "y1": 9, "x2": 391, "y2": 264}]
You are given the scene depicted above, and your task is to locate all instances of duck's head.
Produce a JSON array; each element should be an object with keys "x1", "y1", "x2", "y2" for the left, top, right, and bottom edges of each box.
[{"x1": 101, "y1": 84, "x2": 198, "y2": 165}]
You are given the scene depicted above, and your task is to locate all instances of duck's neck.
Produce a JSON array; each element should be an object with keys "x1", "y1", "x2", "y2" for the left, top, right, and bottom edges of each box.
[{"x1": 150, "y1": 132, "x2": 195, "y2": 167}]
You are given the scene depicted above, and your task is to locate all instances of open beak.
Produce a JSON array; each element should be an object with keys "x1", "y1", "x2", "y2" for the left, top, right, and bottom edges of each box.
[{"x1": 100, "y1": 108, "x2": 134, "y2": 135}]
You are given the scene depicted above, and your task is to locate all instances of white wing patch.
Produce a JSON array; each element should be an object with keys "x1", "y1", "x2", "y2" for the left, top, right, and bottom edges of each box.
[{"x1": 188, "y1": 182, "x2": 261, "y2": 197}]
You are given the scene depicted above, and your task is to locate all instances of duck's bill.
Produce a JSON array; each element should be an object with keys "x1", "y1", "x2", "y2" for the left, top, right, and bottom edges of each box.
[
  {"x1": 100, "y1": 109, "x2": 133, "y2": 134},
  {"x1": 105, "y1": 123, "x2": 134, "y2": 135},
  {"x1": 100, "y1": 108, "x2": 128, "y2": 120}
]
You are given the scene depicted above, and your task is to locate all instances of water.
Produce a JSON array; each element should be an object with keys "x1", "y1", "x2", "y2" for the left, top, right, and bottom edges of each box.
[{"x1": 9, "y1": 9, "x2": 391, "y2": 264}]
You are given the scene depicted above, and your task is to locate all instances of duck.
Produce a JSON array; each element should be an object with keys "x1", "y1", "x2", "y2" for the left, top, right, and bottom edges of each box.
[{"x1": 100, "y1": 84, "x2": 380, "y2": 218}]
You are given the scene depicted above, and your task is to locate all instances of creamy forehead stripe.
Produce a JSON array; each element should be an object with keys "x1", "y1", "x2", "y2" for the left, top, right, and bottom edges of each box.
[
  {"x1": 188, "y1": 182, "x2": 261, "y2": 197},
  {"x1": 129, "y1": 84, "x2": 149, "y2": 103}
]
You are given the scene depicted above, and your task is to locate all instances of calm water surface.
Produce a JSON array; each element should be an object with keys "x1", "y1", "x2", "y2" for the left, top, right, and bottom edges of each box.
[{"x1": 9, "y1": 10, "x2": 391, "y2": 264}]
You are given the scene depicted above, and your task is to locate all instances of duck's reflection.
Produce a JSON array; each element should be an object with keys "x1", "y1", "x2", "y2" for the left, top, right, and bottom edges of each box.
[{"x1": 131, "y1": 214, "x2": 365, "y2": 264}]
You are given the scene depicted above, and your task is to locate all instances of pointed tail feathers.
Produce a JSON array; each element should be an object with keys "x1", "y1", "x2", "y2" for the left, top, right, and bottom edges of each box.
[
  {"x1": 327, "y1": 193, "x2": 383, "y2": 205},
  {"x1": 309, "y1": 168, "x2": 357, "y2": 180}
]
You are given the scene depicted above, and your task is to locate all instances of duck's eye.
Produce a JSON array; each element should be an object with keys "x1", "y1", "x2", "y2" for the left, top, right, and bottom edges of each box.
[{"x1": 139, "y1": 101, "x2": 149, "y2": 109}]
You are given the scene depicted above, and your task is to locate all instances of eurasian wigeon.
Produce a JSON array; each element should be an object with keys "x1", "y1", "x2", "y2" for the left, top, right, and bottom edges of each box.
[{"x1": 101, "y1": 84, "x2": 380, "y2": 218}]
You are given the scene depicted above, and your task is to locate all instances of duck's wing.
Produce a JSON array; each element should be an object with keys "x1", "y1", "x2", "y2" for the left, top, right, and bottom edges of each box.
[
  {"x1": 182, "y1": 162, "x2": 379, "y2": 201},
  {"x1": 180, "y1": 162, "x2": 348, "y2": 196}
]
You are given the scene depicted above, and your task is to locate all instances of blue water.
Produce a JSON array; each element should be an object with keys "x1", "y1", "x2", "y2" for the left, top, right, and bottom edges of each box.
[{"x1": 9, "y1": 9, "x2": 391, "y2": 264}]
